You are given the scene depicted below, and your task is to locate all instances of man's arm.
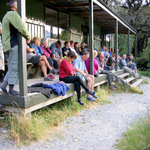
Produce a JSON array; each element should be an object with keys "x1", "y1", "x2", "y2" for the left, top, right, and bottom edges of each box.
[
  {"x1": 74, "y1": 68, "x2": 88, "y2": 77},
  {"x1": 10, "y1": 12, "x2": 30, "y2": 40}
]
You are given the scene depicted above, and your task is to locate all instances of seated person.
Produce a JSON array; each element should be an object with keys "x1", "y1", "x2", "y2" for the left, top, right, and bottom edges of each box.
[
  {"x1": 78, "y1": 42, "x2": 85, "y2": 55},
  {"x1": 73, "y1": 49, "x2": 98, "y2": 101},
  {"x1": 105, "y1": 53, "x2": 115, "y2": 70},
  {"x1": 62, "y1": 41, "x2": 71, "y2": 57},
  {"x1": 69, "y1": 40, "x2": 78, "y2": 56},
  {"x1": 74, "y1": 42, "x2": 80, "y2": 55},
  {"x1": 31, "y1": 37, "x2": 58, "y2": 74},
  {"x1": 126, "y1": 53, "x2": 137, "y2": 74},
  {"x1": 95, "y1": 51, "x2": 120, "y2": 90},
  {"x1": 100, "y1": 45, "x2": 107, "y2": 58},
  {"x1": 59, "y1": 51, "x2": 95, "y2": 106},
  {"x1": 50, "y1": 41, "x2": 63, "y2": 67},
  {"x1": 40, "y1": 38, "x2": 58, "y2": 69},
  {"x1": 26, "y1": 45, "x2": 54, "y2": 81},
  {"x1": 119, "y1": 54, "x2": 137, "y2": 77}
]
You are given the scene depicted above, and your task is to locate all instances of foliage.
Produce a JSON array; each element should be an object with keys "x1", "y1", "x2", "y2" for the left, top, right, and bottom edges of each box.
[
  {"x1": 139, "y1": 70, "x2": 150, "y2": 77},
  {"x1": 106, "y1": 0, "x2": 150, "y2": 54},
  {"x1": 115, "y1": 115, "x2": 150, "y2": 150},
  {"x1": 137, "y1": 38, "x2": 150, "y2": 70},
  {"x1": 118, "y1": 34, "x2": 135, "y2": 56}
]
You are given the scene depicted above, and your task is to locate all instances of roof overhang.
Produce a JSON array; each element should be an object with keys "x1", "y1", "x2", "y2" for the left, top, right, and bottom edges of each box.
[{"x1": 39, "y1": 0, "x2": 137, "y2": 34}]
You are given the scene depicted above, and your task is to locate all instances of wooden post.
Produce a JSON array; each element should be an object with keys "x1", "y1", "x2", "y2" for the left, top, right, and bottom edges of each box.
[
  {"x1": 115, "y1": 19, "x2": 118, "y2": 71},
  {"x1": 135, "y1": 34, "x2": 137, "y2": 64},
  {"x1": 89, "y1": 0, "x2": 94, "y2": 75},
  {"x1": 17, "y1": 0, "x2": 28, "y2": 96},
  {"x1": 128, "y1": 30, "x2": 130, "y2": 55}
]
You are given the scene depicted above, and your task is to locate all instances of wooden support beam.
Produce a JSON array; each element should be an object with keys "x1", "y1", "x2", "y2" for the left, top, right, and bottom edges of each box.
[
  {"x1": 67, "y1": 9, "x2": 103, "y2": 13},
  {"x1": 89, "y1": 0, "x2": 94, "y2": 75},
  {"x1": 17, "y1": 0, "x2": 28, "y2": 96},
  {"x1": 128, "y1": 30, "x2": 130, "y2": 55},
  {"x1": 135, "y1": 34, "x2": 137, "y2": 64},
  {"x1": 77, "y1": 14, "x2": 110, "y2": 18},
  {"x1": 115, "y1": 19, "x2": 118, "y2": 71},
  {"x1": 56, "y1": 3, "x2": 97, "y2": 8}
]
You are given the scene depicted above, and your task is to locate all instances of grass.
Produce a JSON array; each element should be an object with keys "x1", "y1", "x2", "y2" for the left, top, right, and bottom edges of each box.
[
  {"x1": 0, "y1": 83, "x2": 144, "y2": 145},
  {"x1": 115, "y1": 114, "x2": 150, "y2": 150},
  {"x1": 0, "y1": 87, "x2": 111, "y2": 145},
  {"x1": 142, "y1": 78, "x2": 149, "y2": 84},
  {"x1": 139, "y1": 70, "x2": 150, "y2": 77}
]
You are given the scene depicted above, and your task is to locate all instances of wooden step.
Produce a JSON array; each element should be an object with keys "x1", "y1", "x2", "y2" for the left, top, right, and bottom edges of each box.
[
  {"x1": 130, "y1": 79, "x2": 143, "y2": 87},
  {"x1": 118, "y1": 73, "x2": 130, "y2": 78},
  {"x1": 124, "y1": 76, "x2": 135, "y2": 83}
]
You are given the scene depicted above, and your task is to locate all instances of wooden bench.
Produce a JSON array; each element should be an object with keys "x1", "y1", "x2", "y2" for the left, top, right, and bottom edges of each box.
[{"x1": 5, "y1": 63, "x2": 41, "y2": 78}]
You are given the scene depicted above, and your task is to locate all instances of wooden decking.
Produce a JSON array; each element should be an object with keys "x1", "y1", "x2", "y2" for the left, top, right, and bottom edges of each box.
[{"x1": 0, "y1": 70, "x2": 124, "y2": 114}]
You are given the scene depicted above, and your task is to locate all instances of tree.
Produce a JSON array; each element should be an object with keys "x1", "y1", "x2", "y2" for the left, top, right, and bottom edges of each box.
[{"x1": 105, "y1": 0, "x2": 150, "y2": 54}]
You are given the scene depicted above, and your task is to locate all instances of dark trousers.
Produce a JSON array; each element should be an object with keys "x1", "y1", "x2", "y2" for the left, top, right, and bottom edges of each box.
[
  {"x1": 60, "y1": 76, "x2": 89, "y2": 99},
  {"x1": 47, "y1": 57, "x2": 58, "y2": 70},
  {"x1": 100, "y1": 70, "x2": 115, "y2": 85}
]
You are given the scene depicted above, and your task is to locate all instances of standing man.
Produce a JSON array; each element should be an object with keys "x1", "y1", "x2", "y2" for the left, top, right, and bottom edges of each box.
[{"x1": 0, "y1": 0, "x2": 30, "y2": 95}]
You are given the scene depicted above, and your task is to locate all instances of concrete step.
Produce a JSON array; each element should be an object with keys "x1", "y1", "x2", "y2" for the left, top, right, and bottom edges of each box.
[
  {"x1": 124, "y1": 76, "x2": 135, "y2": 83},
  {"x1": 118, "y1": 73, "x2": 130, "y2": 78},
  {"x1": 130, "y1": 79, "x2": 143, "y2": 88}
]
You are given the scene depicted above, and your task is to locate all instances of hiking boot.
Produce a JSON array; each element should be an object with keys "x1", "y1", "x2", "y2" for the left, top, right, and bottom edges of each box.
[
  {"x1": 86, "y1": 89, "x2": 95, "y2": 96},
  {"x1": 9, "y1": 90, "x2": 19, "y2": 96},
  {"x1": 0, "y1": 88, "x2": 8, "y2": 95},
  {"x1": 44, "y1": 76, "x2": 53, "y2": 81},
  {"x1": 109, "y1": 85, "x2": 116, "y2": 91},
  {"x1": 77, "y1": 99, "x2": 84, "y2": 105}
]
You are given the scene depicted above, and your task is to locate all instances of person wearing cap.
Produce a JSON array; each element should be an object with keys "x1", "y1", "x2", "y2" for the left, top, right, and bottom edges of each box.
[
  {"x1": 0, "y1": 0, "x2": 30, "y2": 96},
  {"x1": 73, "y1": 49, "x2": 98, "y2": 101}
]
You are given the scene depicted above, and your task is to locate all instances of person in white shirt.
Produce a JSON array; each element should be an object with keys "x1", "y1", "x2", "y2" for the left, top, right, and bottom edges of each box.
[{"x1": 69, "y1": 40, "x2": 78, "y2": 56}]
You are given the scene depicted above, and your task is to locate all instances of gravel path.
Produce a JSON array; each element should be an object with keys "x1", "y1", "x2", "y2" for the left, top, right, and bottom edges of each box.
[{"x1": 0, "y1": 77, "x2": 150, "y2": 150}]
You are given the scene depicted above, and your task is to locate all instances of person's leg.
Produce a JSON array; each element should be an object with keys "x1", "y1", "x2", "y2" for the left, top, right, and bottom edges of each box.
[
  {"x1": 60, "y1": 76, "x2": 95, "y2": 95},
  {"x1": 52, "y1": 58, "x2": 58, "y2": 69},
  {"x1": 89, "y1": 75, "x2": 94, "y2": 91},
  {"x1": 132, "y1": 62, "x2": 138, "y2": 73},
  {"x1": 123, "y1": 66, "x2": 135, "y2": 76},
  {"x1": 40, "y1": 55, "x2": 52, "y2": 71},
  {"x1": 1, "y1": 45, "x2": 19, "y2": 95},
  {"x1": 101, "y1": 70, "x2": 112, "y2": 85},
  {"x1": 100, "y1": 70, "x2": 116, "y2": 90},
  {"x1": 38, "y1": 60, "x2": 47, "y2": 78},
  {"x1": 46, "y1": 57, "x2": 54, "y2": 67},
  {"x1": 60, "y1": 76, "x2": 85, "y2": 105}
]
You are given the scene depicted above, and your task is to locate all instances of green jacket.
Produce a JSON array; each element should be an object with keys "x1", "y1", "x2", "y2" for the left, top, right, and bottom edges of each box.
[{"x1": 2, "y1": 9, "x2": 30, "y2": 52}]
